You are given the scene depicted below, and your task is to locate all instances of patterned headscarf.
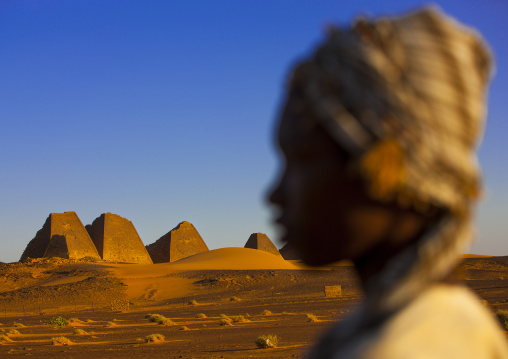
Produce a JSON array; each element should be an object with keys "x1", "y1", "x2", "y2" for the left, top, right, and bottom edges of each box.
[{"x1": 290, "y1": 7, "x2": 494, "y2": 358}]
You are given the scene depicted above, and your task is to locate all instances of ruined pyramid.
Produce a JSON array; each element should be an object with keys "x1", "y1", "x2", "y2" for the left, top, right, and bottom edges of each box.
[
  {"x1": 86, "y1": 213, "x2": 153, "y2": 264},
  {"x1": 146, "y1": 221, "x2": 209, "y2": 263},
  {"x1": 279, "y1": 242, "x2": 300, "y2": 260},
  {"x1": 20, "y1": 212, "x2": 101, "y2": 261},
  {"x1": 244, "y1": 233, "x2": 281, "y2": 257}
]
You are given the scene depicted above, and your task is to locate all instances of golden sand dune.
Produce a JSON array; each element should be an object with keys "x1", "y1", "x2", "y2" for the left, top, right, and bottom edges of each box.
[{"x1": 169, "y1": 247, "x2": 298, "y2": 270}]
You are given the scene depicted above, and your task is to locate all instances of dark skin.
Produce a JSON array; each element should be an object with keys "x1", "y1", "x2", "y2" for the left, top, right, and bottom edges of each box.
[{"x1": 268, "y1": 91, "x2": 441, "y2": 289}]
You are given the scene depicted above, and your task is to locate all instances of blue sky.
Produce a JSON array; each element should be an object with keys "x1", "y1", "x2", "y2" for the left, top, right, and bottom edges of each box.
[{"x1": 0, "y1": 0, "x2": 506, "y2": 263}]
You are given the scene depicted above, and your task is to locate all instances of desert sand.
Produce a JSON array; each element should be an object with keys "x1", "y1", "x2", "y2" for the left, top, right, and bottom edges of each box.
[{"x1": 0, "y1": 251, "x2": 507, "y2": 358}]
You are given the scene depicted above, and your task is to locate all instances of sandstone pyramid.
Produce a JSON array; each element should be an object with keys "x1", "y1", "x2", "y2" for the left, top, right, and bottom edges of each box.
[
  {"x1": 146, "y1": 221, "x2": 209, "y2": 263},
  {"x1": 86, "y1": 213, "x2": 153, "y2": 264},
  {"x1": 244, "y1": 233, "x2": 281, "y2": 256},
  {"x1": 279, "y1": 242, "x2": 300, "y2": 260},
  {"x1": 20, "y1": 212, "x2": 101, "y2": 261}
]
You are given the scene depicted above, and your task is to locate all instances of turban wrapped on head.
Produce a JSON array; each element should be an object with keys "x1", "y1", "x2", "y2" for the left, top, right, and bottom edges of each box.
[{"x1": 289, "y1": 7, "x2": 493, "y2": 217}]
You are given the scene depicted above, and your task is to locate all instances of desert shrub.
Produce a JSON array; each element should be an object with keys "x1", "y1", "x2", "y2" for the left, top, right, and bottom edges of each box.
[
  {"x1": 232, "y1": 315, "x2": 250, "y2": 323},
  {"x1": 158, "y1": 318, "x2": 174, "y2": 326},
  {"x1": 104, "y1": 321, "x2": 116, "y2": 327},
  {"x1": 51, "y1": 336, "x2": 72, "y2": 345},
  {"x1": 306, "y1": 314, "x2": 319, "y2": 322},
  {"x1": 0, "y1": 334, "x2": 12, "y2": 343},
  {"x1": 45, "y1": 316, "x2": 69, "y2": 329},
  {"x1": 188, "y1": 299, "x2": 198, "y2": 305},
  {"x1": 13, "y1": 322, "x2": 24, "y2": 327},
  {"x1": 496, "y1": 310, "x2": 508, "y2": 330},
  {"x1": 255, "y1": 334, "x2": 279, "y2": 349},
  {"x1": 145, "y1": 333, "x2": 165, "y2": 343},
  {"x1": 72, "y1": 328, "x2": 87, "y2": 335},
  {"x1": 196, "y1": 313, "x2": 207, "y2": 319},
  {"x1": 179, "y1": 326, "x2": 190, "y2": 331},
  {"x1": 146, "y1": 314, "x2": 166, "y2": 323},
  {"x1": 229, "y1": 296, "x2": 239, "y2": 302},
  {"x1": 262, "y1": 310, "x2": 272, "y2": 316},
  {"x1": 219, "y1": 318, "x2": 233, "y2": 326},
  {"x1": 8, "y1": 329, "x2": 20, "y2": 335}
]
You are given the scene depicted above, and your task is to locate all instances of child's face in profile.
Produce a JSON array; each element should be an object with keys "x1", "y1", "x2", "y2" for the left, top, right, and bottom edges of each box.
[{"x1": 268, "y1": 91, "x2": 401, "y2": 266}]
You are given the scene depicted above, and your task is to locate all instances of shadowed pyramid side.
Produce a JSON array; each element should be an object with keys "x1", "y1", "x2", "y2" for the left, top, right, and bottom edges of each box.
[{"x1": 244, "y1": 233, "x2": 281, "y2": 257}]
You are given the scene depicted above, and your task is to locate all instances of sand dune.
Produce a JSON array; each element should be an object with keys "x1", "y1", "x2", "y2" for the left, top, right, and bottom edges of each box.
[{"x1": 169, "y1": 247, "x2": 299, "y2": 270}]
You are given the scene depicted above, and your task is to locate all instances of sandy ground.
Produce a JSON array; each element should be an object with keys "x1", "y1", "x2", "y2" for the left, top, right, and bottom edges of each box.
[{"x1": 0, "y1": 250, "x2": 507, "y2": 358}]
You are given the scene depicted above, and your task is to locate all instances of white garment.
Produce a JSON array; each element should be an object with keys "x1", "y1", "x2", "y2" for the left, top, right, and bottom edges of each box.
[{"x1": 351, "y1": 285, "x2": 508, "y2": 359}]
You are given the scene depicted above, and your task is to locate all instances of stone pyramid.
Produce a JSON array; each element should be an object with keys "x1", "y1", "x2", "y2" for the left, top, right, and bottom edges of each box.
[
  {"x1": 20, "y1": 212, "x2": 101, "y2": 261},
  {"x1": 244, "y1": 233, "x2": 281, "y2": 257},
  {"x1": 146, "y1": 221, "x2": 209, "y2": 263},
  {"x1": 279, "y1": 242, "x2": 300, "y2": 260},
  {"x1": 86, "y1": 213, "x2": 153, "y2": 264}
]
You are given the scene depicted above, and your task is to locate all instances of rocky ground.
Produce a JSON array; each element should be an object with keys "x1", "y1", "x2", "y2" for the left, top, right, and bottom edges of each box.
[{"x1": 0, "y1": 256, "x2": 507, "y2": 358}]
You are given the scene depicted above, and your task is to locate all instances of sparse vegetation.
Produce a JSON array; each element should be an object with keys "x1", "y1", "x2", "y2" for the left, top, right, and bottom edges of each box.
[
  {"x1": 262, "y1": 310, "x2": 272, "y2": 316},
  {"x1": 51, "y1": 336, "x2": 72, "y2": 345},
  {"x1": 45, "y1": 316, "x2": 69, "y2": 329},
  {"x1": 232, "y1": 315, "x2": 250, "y2": 323},
  {"x1": 146, "y1": 314, "x2": 165, "y2": 323},
  {"x1": 158, "y1": 318, "x2": 174, "y2": 326},
  {"x1": 306, "y1": 314, "x2": 319, "y2": 322},
  {"x1": 496, "y1": 310, "x2": 508, "y2": 330},
  {"x1": 72, "y1": 328, "x2": 87, "y2": 335},
  {"x1": 104, "y1": 321, "x2": 116, "y2": 327},
  {"x1": 13, "y1": 322, "x2": 24, "y2": 327},
  {"x1": 255, "y1": 334, "x2": 279, "y2": 349},
  {"x1": 145, "y1": 333, "x2": 165, "y2": 343},
  {"x1": 68, "y1": 318, "x2": 81, "y2": 323},
  {"x1": 220, "y1": 314, "x2": 228, "y2": 318},
  {"x1": 8, "y1": 329, "x2": 20, "y2": 335},
  {"x1": 188, "y1": 299, "x2": 198, "y2": 305},
  {"x1": 219, "y1": 317, "x2": 233, "y2": 326},
  {"x1": 179, "y1": 326, "x2": 190, "y2": 331},
  {"x1": 0, "y1": 334, "x2": 13, "y2": 343},
  {"x1": 196, "y1": 313, "x2": 207, "y2": 319},
  {"x1": 229, "y1": 296, "x2": 239, "y2": 301}
]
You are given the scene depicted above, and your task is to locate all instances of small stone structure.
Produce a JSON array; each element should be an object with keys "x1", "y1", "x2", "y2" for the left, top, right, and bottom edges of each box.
[
  {"x1": 20, "y1": 212, "x2": 101, "y2": 261},
  {"x1": 146, "y1": 221, "x2": 209, "y2": 263},
  {"x1": 279, "y1": 242, "x2": 300, "y2": 260},
  {"x1": 86, "y1": 213, "x2": 153, "y2": 264},
  {"x1": 324, "y1": 285, "x2": 342, "y2": 297},
  {"x1": 244, "y1": 233, "x2": 281, "y2": 257}
]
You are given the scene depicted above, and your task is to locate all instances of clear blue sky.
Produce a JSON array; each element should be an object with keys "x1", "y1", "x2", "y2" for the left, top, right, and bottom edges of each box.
[{"x1": 0, "y1": 0, "x2": 506, "y2": 263}]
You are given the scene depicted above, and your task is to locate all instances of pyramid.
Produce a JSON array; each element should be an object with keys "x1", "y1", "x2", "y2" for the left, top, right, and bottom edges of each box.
[
  {"x1": 244, "y1": 233, "x2": 281, "y2": 257},
  {"x1": 146, "y1": 221, "x2": 209, "y2": 263},
  {"x1": 86, "y1": 213, "x2": 153, "y2": 264},
  {"x1": 279, "y1": 242, "x2": 300, "y2": 260},
  {"x1": 20, "y1": 212, "x2": 101, "y2": 261}
]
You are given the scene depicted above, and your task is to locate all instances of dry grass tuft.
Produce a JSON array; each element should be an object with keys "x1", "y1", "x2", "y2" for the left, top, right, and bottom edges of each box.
[
  {"x1": 255, "y1": 334, "x2": 279, "y2": 349},
  {"x1": 232, "y1": 315, "x2": 250, "y2": 323},
  {"x1": 306, "y1": 314, "x2": 319, "y2": 322},
  {"x1": 179, "y1": 326, "x2": 190, "y2": 331},
  {"x1": 13, "y1": 322, "x2": 24, "y2": 328},
  {"x1": 158, "y1": 318, "x2": 175, "y2": 326},
  {"x1": 262, "y1": 310, "x2": 272, "y2": 316},
  {"x1": 219, "y1": 317, "x2": 233, "y2": 326},
  {"x1": 7, "y1": 329, "x2": 20, "y2": 335},
  {"x1": 229, "y1": 296, "x2": 240, "y2": 301},
  {"x1": 72, "y1": 328, "x2": 87, "y2": 335},
  {"x1": 146, "y1": 314, "x2": 165, "y2": 323},
  {"x1": 68, "y1": 318, "x2": 81, "y2": 323},
  {"x1": 0, "y1": 334, "x2": 13, "y2": 343},
  {"x1": 196, "y1": 313, "x2": 207, "y2": 319},
  {"x1": 52, "y1": 336, "x2": 72, "y2": 345},
  {"x1": 145, "y1": 333, "x2": 165, "y2": 343},
  {"x1": 104, "y1": 321, "x2": 116, "y2": 328},
  {"x1": 188, "y1": 299, "x2": 198, "y2": 306}
]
